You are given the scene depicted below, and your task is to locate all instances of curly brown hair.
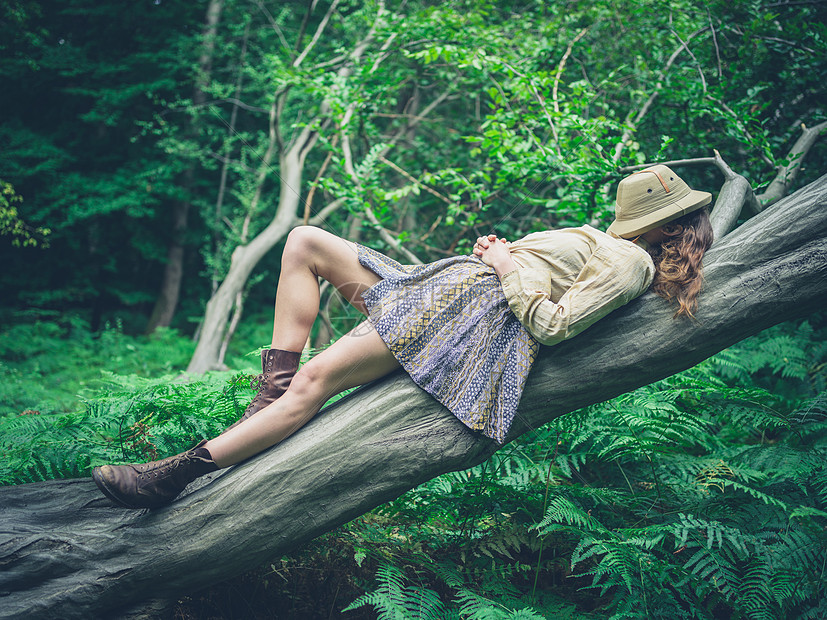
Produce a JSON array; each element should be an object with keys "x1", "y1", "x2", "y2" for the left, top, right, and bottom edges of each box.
[{"x1": 648, "y1": 208, "x2": 714, "y2": 318}]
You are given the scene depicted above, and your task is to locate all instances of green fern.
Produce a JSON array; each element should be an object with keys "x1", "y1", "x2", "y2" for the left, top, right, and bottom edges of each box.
[
  {"x1": 343, "y1": 564, "x2": 447, "y2": 620},
  {"x1": 0, "y1": 371, "x2": 250, "y2": 485},
  {"x1": 6, "y1": 312, "x2": 826, "y2": 618}
]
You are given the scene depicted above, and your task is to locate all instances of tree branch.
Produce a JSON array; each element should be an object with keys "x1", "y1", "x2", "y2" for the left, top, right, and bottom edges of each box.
[
  {"x1": 757, "y1": 120, "x2": 827, "y2": 208},
  {"x1": 293, "y1": 0, "x2": 342, "y2": 67},
  {"x1": 304, "y1": 197, "x2": 346, "y2": 228},
  {"x1": 186, "y1": 2, "x2": 393, "y2": 374},
  {"x1": 239, "y1": 90, "x2": 283, "y2": 243},
  {"x1": 303, "y1": 136, "x2": 340, "y2": 225},
  {"x1": 704, "y1": 95, "x2": 775, "y2": 168},
  {"x1": 252, "y1": 0, "x2": 294, "y2": 61},
  {"x1": 369, "y1": 31, "x2": 398, "y2": 74},
  {"x1": 378, "y1": 155, "x2": 454, "y2": 206},
  {"x1": 339, "y1": 103, "x2": 424, "y2": 264},
  {"x1": 552, "y1": 27, "x2": 590, "y2": 116},
  {"x1": 705, "y1": 150, "x2": 761, "y2": 239},
  {"x1": 335, "y1": 89, "x2": 452, "y2": 266},
  {"x1": 363, "y1": 206, "x2": 424, "y2": 264},
  {"x1": 3, "y1": 174, "x2": 826, "y2": 619}
]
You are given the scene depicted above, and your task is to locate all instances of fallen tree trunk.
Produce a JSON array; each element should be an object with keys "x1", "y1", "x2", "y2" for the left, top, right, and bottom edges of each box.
[{"x1": 1, "y1": 174, "x2": 826, "y2": 619}]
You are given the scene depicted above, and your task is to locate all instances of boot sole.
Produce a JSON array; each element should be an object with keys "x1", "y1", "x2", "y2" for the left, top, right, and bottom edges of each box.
[{"x1": 92, "y1": 466, "x2": 140, "y2": 509}]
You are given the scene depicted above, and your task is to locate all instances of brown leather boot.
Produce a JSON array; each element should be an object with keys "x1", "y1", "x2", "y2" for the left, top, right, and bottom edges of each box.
[
  {"x1": 92, "y1": 440, "x2": 219, "y2": 509},
  {"x1": 228, "y1": 348, "x2": 301, "y2": 430}
]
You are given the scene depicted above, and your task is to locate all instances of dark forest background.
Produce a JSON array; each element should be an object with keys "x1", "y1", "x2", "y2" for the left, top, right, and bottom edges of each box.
[{"x1": 1, "y1": 0, "x2": 826, "y2": 617}]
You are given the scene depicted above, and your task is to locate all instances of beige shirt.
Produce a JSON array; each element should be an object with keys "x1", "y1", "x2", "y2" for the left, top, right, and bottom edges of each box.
[{"x1": 499, "y1": 225, "x2": 655, "y2": 346}]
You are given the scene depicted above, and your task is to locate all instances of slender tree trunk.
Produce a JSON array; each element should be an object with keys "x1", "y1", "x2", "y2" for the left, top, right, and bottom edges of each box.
[
  {"x1": 217, "y1": 290, "x2": 244, "y2": 368},
  {"x1": 184, "y1": 3, "x2": 457, "y2": 372},
  {"x1": 145, "y1": 0, "x2": 224, "y2": 333},
  {"x1": 145, "y1": 194, "x2": 190, "y2": 331},
  {"x1": 185, "y1": 89, "x2": 447, "y2": 371},
  {"x1": 186, "y1": 130, "x2": 315, "y2": 373},
  {"x1": 758, "y1": 120, "x2": 827, "y2": 208},
  {"x1": 1, "y1": 174, "x2": 826, "y2": 620}
]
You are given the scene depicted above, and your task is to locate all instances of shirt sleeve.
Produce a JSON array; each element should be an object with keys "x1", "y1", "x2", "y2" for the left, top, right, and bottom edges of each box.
[{"x1": 499, "y1": 244, "x2": 654, "y2": 346}]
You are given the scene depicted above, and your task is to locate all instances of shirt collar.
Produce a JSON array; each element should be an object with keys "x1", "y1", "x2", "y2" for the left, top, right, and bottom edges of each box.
[
  {"x1": 607, "y1": 229, "x2": 651, "y2": 251},
  {"x1": 633, "y1": 237, "x2": 651, "y2": 251}
]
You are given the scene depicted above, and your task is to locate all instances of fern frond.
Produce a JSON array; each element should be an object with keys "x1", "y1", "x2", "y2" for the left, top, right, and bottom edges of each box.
[
  {"x1": 534, "y1": 495, "x2": 606, "y2": 535},
  {"x1": 342, "y1": 564, "x2": 446, "y2": 620}
]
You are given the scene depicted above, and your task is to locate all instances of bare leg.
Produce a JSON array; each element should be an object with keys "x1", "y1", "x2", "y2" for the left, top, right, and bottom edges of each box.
[
  {"x1": 91, "y1": 234, "x2": 396, "y2": 509},
  {"x1": 271, "y1": 226, "x2": 382, "y2": 352},
  {"x1": 206, "y1": 321, "x2": 399, "y2": 466}
]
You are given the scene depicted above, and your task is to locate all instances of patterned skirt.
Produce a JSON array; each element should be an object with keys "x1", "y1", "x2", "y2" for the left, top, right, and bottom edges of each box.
[{"x1": 357, "y1": 245, "x2": 540, "y2": 443}]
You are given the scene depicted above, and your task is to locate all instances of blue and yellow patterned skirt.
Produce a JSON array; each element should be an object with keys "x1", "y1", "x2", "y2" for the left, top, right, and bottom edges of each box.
[{"x1": 357, "y1": 245, "x2": 539, "y2": 443}]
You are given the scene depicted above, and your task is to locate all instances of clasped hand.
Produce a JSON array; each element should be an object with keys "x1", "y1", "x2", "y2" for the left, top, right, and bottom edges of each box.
[{"x1": 472, "y1": 234, "x2": 515, "y2": 274}]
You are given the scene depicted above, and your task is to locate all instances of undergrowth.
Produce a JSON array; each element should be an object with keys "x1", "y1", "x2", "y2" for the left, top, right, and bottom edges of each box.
[
  {"x1": 1, "y1": 314, "x2": 825, "y2": 618},
  {"x1": 0, "y1": 371, "x2": 250, "y2": 484},
  {"x1": 340, "y1": 315, "x2": 827, "y2": 619},
  {"x1": 0, "y1": 309, "x2": 272, "y2": 416}
]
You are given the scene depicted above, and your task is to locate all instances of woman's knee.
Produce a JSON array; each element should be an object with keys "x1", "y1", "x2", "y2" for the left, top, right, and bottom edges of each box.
[
  {"x1": 284, "y1": 360, "x2": 336, "y2": 403},
  {"x1": 284, "y1": 226, "x2": 347, "y2": 273},
  {"x1": 284, "y1": 226, "x2": 323, "y2": 263},
  {"x1": 268, "y1": 368, "x2": 329, "y2": 427}
]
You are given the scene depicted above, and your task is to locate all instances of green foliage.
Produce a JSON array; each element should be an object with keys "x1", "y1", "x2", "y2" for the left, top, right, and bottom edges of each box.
[
  {"x1": 710, "y1": 319, "x2": 827, "y2": 404},
  {"x1": 0, "y1": 313, "x2": 353, "y2": 486},
  {"x1": 2, "y1": 315, "x2": 824, "y2": 618},
  {"x1": 0, "y1": 180, "x2": 50, "y2": 247},
  {"x1": 0, "y1": 0, "x2": 208, "y2": 316},
  {"x1": 0, "y1": 313, "x2": 200, "y2": 415},
  {"x1": 0, "y1": 309, "x2": 279, "y2": 485},
  {"x1": 343, "y1": 556, "x2": 580, "y2": 619},
  {"x1": 343, "y1": 564, "x2": 448, "y2": 620},
  {"x1": 0, "y1": 369, "x2": 248, "y2": 485},
  {"x1": 340, "y1": 314, "x2": 827, "y2": 619},
  {"x1": 2, "y1": 0, "x2": 826, "y2": 615},
  {"x1": 3, "y1": 0, "x2": 825, "y2": 331}
]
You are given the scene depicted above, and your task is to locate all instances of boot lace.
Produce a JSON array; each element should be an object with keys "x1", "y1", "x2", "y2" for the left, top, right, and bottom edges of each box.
[
  {"x1": 136, "y1": 451, "x2": 191, "y2": 480},
  {"x1": 249, "y1": 374, "x2": 265, "y2": 391}
]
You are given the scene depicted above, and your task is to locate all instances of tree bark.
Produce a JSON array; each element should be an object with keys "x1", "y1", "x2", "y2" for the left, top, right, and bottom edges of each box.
[
  {"x1": 706, "y1": 150, "x2": 761, "y2": 239},
  {"x1": 1, "y1": 175, "x2": 825, "y2": 619}
]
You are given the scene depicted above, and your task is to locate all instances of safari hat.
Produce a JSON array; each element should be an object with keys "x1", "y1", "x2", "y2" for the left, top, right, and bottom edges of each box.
[{"x1": 607, "y1": 165, "x2": 712, "y2": 238}]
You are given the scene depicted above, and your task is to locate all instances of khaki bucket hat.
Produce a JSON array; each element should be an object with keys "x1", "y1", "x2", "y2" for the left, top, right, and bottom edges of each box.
[{"x1": 607, "y1": 164, "x2": 712, "y2": 238}]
